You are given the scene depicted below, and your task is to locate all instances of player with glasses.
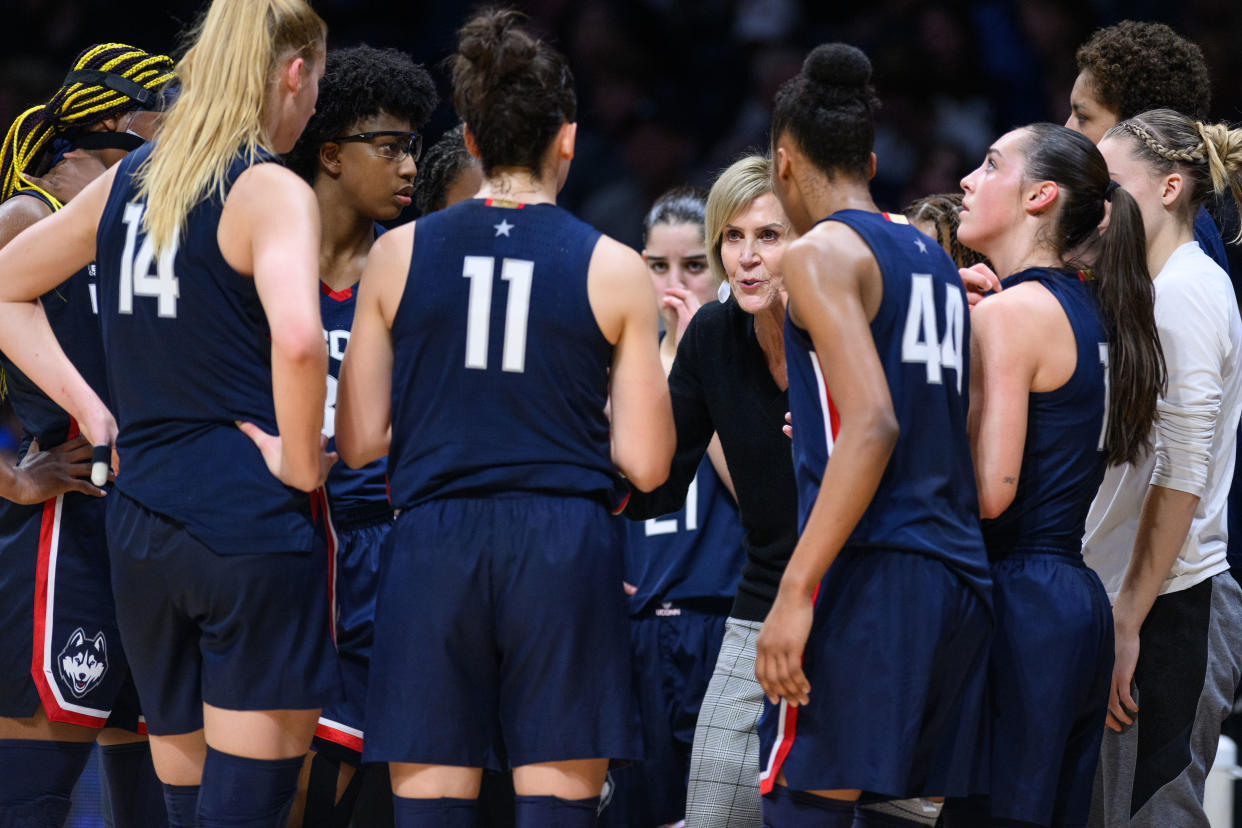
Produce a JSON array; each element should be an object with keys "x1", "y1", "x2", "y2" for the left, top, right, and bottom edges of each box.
[
  {"x1": 331, "y1": 131, "x2": 422, "y2": 164},
  {"x1": 284, "y1": 44, "x2": 439, "y2": 828}
]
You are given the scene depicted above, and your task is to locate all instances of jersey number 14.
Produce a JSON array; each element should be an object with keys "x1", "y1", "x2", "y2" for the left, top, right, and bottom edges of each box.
[{"x1": 119, "y1": 203, "x2": 180, "y2": 318}]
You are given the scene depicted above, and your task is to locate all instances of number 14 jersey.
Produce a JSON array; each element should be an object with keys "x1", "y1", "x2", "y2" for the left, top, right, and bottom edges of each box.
[
  {"x1": 386, "y1": 199, "x2": 622, "y2": 511},
  {"x1": 784, "y1": 210, "x2": 987, "y2": 589}
]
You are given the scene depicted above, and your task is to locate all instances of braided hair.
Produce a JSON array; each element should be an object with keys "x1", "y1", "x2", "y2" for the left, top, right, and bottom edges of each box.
[
  {"x1": 412, "y1": 124, "x2": 479, "y2": 215},
  {"x1": 0, "y1": 43, "x2": 176, "y2": 202},
  {"x1": 902, "y1": 193, "x2": 989, "y2": 269},
  {"x1": 1108, "y1": 109, "x2": 1242, "y2": 241}
]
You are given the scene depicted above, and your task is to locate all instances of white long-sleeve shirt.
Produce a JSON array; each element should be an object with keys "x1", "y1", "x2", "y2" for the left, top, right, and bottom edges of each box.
[{"x1": 1083, "y1": 241, "x2": 1242, "y2": 600}]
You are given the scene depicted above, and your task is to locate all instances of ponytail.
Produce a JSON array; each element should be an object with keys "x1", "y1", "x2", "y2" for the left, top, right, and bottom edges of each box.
[
  {"x1": 1021, "y1": 122, "x2": 1164, "y2": 466},
  {"x1": 1107, "y1": 110, "x2": 1242, "y2": 243},
  {"x1": 136, "y1": 0, "x2": 325, "y2": 254},
  {"x1": 1092, "y1": 182, "x2": 1165, "y2": 465}
]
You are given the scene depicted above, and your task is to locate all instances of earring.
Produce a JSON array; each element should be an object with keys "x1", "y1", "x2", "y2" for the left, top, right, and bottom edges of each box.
[{"x1": 717, "y1": 281, "x2": 731, "y2": 303}]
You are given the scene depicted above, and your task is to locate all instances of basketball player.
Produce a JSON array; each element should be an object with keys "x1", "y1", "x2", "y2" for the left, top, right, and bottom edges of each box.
[
  {"x1": 754, "y1": 43, "x2": 991, "y2": 826},
  {"x1": 941, "y1": 122, "x2": 1164, "y2": 827},
  {"x1": 334, "y1": 9, "x2": 673, "y2": 826},
  {"x1": 412, "y1": 125, "x2": 483, "y2": 217},
  {"x1": 0, "y1": 1, "x2": 341, "y2": 825},
  {"x1": 284, "y1": 44, "x2": 437, "y2": 828},
  {"x1": 0, "y1": 43, "x2": 176, "y2": 827}
]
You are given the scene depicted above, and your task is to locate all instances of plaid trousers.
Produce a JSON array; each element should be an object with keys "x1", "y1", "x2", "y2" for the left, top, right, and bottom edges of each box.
[{"x1": 685, "y1": 617, "x2": 765, "y2": 827}]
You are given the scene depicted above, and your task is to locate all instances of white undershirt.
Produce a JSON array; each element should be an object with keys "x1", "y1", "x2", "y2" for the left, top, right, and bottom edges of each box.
[{"x1": 1083, "y1": 242, "x2": 1242, "y2": 600}]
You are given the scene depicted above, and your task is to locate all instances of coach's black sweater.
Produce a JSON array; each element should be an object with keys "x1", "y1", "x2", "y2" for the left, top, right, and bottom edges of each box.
[{"x1": 625, "y1": 296, "x2": 798, "y2": 623}]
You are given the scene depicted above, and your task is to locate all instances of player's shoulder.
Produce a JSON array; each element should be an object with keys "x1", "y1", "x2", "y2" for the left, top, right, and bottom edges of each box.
[
  {"x1": 232, "y1": 160, "x2": 312, "y2": 201},
  {"x1": 0, "y1": 191, "x2": 54, "y2": 236}
]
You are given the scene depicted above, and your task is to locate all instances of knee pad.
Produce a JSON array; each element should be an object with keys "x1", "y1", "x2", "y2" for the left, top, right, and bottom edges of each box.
[
  {"x1": 0, "y1": 739, "x2": 92, "y2": 827},
  {"x1": 162, "y1": 783, "x2": 200, "y2": 828},
  {"x1": 390, "y1": 796, "x2": 478, "y2": 828},
  {"x1": 99, "y1": 742, "x2": 168, "y2": 827},
  {"x1": 513, "y1": 794, "x2": 600, "y2": 828},
  {"x1": 762, "y1": 784, "x2": 855, "y2": 828},
  {"x1": 196, "y1": 746, "x2": 303, "y2": 827}
]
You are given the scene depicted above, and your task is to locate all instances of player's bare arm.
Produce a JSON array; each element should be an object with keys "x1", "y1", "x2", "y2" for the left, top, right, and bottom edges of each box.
[
  {"x1": 337, "y1": 222, "x2": 412, "y2": 468},
  {"x1": 589, "y1": 234, "x2": 674, "y2": 491}
]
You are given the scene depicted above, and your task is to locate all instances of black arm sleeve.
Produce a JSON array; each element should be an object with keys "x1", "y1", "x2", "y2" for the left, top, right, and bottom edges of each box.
[{"x1": 623, "y1": 318, "x2": 715, "y2": 520}]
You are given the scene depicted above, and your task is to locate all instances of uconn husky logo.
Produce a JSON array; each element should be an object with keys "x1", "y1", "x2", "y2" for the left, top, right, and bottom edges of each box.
[{"x1": 58, "y1": 628, "x2": 107, "y2": 698}]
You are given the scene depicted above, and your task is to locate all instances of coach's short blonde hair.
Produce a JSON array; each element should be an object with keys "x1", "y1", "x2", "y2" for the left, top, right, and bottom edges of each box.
[{"x1": 705, "y1": 155, "x2": 777, "y2": 285}]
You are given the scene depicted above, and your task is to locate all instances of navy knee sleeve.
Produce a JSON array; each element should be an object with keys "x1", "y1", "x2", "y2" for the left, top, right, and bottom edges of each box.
[
  {"x1": 303, "y1": 751, "x2": 363, "y2": 828},
  {"x1": 99, "y1": 742, "x2": 168, "y2": 827},
  {"x1": 762, "y1": 785, "x2": 856, "y2": 828},
  {"x1": 0, "y1": 739, "x2": 92, "y2": 827},
  {"x1": 514, "y1": 794, "x2": 599, "y2": 828},
  {"x1": 162, "y1": 784, "x2": 200, "y2": 828},
  {"x1": 196, "y1": 746, "x2": 303, "y2": 827},
  {"x1": 391, "y1": 796, "x2": 478, "y2": 828}
]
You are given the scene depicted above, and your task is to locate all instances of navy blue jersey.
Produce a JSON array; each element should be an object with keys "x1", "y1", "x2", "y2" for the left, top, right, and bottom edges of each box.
[
  {"x1": 94, "y1": 143, "x2": 314, "y2": 555},
  {"x1": 386, "y1": 198, "x2": 620, "y2": 509},
  {"x1": 785, "y1": 210, "x2": 986, "y2": 587},
  {"x1": 1195, "y1": 206, "x2": 1230, "y2": 275},
  {"x1": 321, "y1": 280, "x2": 388, "y2": 520},
  {"x1": 980, "y1": 268, "x2": 1108, "y2": 558},
  {"x1": 0, "y1": 192, "x2": 109, "y2": 447},
  {"x1": 624, "y1": 454, "x2": 746, "y2": 614}
]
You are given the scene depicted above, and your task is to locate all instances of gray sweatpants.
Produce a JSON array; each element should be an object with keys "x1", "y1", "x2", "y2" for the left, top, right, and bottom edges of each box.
[{"x1": 1089, "y1": 572, "x2": 1242, "y2": 827}]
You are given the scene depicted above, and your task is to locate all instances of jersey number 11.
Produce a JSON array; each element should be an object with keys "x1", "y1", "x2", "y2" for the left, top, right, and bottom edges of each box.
[{"x1": 462, "y1": 256, "x2": 533, "y2": 373}]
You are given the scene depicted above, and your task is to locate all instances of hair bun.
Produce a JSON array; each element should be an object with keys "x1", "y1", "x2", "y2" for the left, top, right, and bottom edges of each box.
[
  {"x1": 457, "y1": 8, "x2": 537, "y2": 83},
  {"x1": 803, "y1": 43, "x2": 872, "y2": 101}
]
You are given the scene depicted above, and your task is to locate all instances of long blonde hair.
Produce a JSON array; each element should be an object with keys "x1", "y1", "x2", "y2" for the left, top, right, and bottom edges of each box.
[{"x1": 136, "y1": 0, "x2": 325, "y2": 253}]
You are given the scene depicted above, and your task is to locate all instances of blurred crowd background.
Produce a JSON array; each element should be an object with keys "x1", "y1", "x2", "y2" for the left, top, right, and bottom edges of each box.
[
  {"x1": 2, "y1": 2, "x2": 1241, "y2": 822},
  {"x1": 5, "y1": 0, "x2": 1241, "y2": 251}
]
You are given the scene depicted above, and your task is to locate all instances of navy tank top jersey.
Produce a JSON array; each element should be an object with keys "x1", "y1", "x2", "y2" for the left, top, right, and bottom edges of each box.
[
  {"x1": 94, "y1": 142, "x2": 314, "y2": 555},
  {"x1": 784, "y1": 210, "x2": 986, "y2": 585},
  {"x1": 387, "y1": 198, "x2": 620, "y2": 509},
  {"x1": 981, "y1": 267, "x2": 1108, "y2": 559},
  {"x1": 624, "y1": 454, "x2": 746, "y2": 614},
  {"x1": 321, "y1": 279, "x2": 388, "y2": 519},
  {"x1": 0, "y1": 191, "x2": 109, "y2": 448}
]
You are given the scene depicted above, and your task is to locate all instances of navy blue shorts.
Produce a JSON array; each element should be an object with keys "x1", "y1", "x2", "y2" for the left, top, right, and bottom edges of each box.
[
  {"x1": 107, "y1": 490, "x2": 343, "y2": 735},
  {"x1": 363, "y1": 494, "x2": 640, "y2": 768},
  {"x1": 0, "y1": 491, "x2": 142, "y2": 730},
  {"x1": 313, "y1": 508, "x2": 393, "y2": 762},
  {"x1": 758, "y1": 547, "x2": 992, "y2": 799},
  {"x1": 602, "y1": 605, "x2": 728, "y2": 827},
  {"x1": 942, "y1": 552, "x2": 1112, "y2": 827}
]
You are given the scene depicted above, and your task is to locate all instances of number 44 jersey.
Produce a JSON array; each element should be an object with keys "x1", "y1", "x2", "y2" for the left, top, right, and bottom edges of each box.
[
  {"x1": 784, "y1": 210, "x2": 987, "y2": 586},
  {"x1": 386, "y1": 199, "x2": 623, "y2": 511}
]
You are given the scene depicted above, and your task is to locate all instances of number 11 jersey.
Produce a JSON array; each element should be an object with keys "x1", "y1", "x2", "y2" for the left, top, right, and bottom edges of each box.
[
  {"x1": 386, "y1": 199, "x2": 622, "y2": 511},
  {"x1": 784, "y1": 210, "x2": 987, "y2": 589}
]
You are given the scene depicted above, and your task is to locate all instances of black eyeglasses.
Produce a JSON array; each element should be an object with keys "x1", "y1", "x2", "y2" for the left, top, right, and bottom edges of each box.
[{"x1": 330, "y1": 131, "x2": 422, "y2": 163}]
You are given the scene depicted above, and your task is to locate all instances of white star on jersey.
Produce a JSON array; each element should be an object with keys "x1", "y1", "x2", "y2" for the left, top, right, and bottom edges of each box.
[
  {"x1": 914, "y1": 237, "x2": 928, "y2": 254},
  {"x1": 494, "y1": 219, "x2": 514, "y2": 237}
]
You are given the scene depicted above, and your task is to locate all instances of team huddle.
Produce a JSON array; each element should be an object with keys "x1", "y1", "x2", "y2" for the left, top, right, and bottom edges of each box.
[{"x1": 0, "y1": 2, "x2": 1238, "y2": 828}]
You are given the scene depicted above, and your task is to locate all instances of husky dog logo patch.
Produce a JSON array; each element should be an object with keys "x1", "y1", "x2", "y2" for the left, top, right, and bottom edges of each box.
[{"x1": 58, "y1": 628, "x2": 107, "y2": 698}]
